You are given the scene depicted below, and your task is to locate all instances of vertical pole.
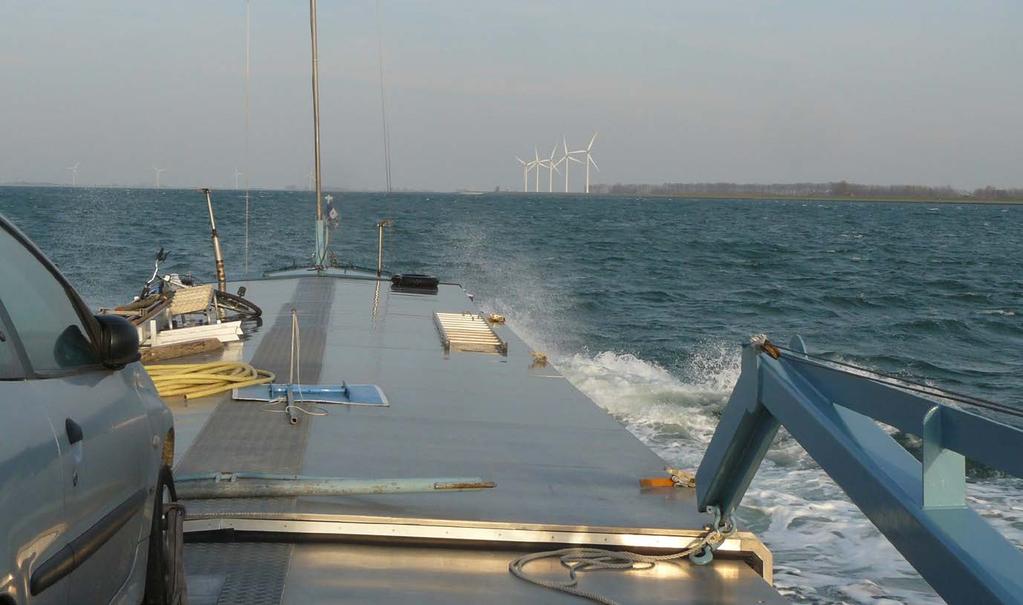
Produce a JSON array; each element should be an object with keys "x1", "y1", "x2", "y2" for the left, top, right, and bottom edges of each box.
[
  {"x1": 375, "y1": 0, "x2": 392, "y2": 194},
  {"x1": 376, "y1": 219, "x2": 392, "y2": 277},
  {"x1": 377, "y1": 223, "x2": 384, "y2": 276},
  {"x1": 309, "y1": 0, "x2": 327, "y2": 267},
  {"x1": 243, "y1": 0, "x2": 251, "y2": 275},
  {"x1": 202, "y1": 188, "x2": 228, "y2": 292}
]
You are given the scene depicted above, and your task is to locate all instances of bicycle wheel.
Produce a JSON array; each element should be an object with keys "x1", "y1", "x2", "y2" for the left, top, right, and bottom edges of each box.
[{"x1": 214, "y1": 290, "x2": 262, "y2": 320}]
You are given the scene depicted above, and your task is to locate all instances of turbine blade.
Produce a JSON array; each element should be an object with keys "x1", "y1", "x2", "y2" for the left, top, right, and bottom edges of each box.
[
  {"x1": 589, "y1": 156, "x2": 599, "y2": 171},
  {"x1": 587, "y1": 132, "x2": 598, "y2": 151},
  {"x1": 563, "y1": 137, "x2": 569, "y2": 155}
]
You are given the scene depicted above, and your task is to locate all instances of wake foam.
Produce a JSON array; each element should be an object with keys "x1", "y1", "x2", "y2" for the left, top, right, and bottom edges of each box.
[
  {"x1": 543, "y1": 343, "x2": 948, "y2": 604},
  {"x1": 482, "y1": 300, "x2": 1017, "y2": 604}
]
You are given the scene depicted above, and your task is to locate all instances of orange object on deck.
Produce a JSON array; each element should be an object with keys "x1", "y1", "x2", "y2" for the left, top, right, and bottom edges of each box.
[{"x1": 638, "y1": 477, "x2": 676, "y2": 489}]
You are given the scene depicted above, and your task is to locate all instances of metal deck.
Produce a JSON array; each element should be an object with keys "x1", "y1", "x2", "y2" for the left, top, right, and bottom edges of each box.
[{"x1": 163, "y1": 273, "x2": 782, "y2": 604}]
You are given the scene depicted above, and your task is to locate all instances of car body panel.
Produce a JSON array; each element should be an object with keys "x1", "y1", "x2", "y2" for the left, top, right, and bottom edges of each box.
[
  {"x1": 0, "y1": 213, "x2": 174, "y2": 604},
  {"x1": 0, "y1": 380, "x2": 69, "y2": 605},
  {"x1": 40, "y1": 369, "x2": 152, "y2": 603}
]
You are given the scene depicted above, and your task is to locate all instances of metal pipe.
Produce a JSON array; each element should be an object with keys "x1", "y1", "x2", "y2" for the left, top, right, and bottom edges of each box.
[
  {"x1": 309, "y1": 0, "x2": 330, "y2": 268},
  {"x1": 376, "y1": 219, "x2": 393, "y2": 276},
  {"x1": 201, "y1": 188, "x2": 227, "y2": 291},
  {"x1": 286, "y1": 385, "x2": 299, "y2": 425},
  {"x1": 174, "y1": 473, "x2": 495, "y2": 500},
  {"x1": 309, "y1": 0, "x2": 322, "y2": 223}
]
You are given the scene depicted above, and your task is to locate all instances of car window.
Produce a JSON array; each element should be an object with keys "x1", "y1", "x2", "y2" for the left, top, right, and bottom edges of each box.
[
  {"x1": 0, "y1": 228, "x2": 98, "y2": 374},
  {"x1": 0, "y1": 314, "x2": 21, "y2": 379}
]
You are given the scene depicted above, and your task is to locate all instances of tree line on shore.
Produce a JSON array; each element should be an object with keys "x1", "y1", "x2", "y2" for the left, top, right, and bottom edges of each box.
[{"x1": 590, "y1": 181, "x2": 1023, "y2": 201}]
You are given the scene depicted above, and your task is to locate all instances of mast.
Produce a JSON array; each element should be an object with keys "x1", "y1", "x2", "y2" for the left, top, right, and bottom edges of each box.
[
  {"x1": 375, "y1": 0, "x2": 392, "y2": 194},
  {"x1": 309, "y1": 0, "x2": 327, "y2": 266},
  {"x1": 201, "y1": 188, "x2": 228, "y2": 292},
  {"x1": 243, "y1": 0, "x2": 251, "y2": 274}
]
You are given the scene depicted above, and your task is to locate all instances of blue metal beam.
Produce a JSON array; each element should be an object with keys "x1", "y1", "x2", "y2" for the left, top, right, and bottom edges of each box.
[
  {"x1": 785, "y1": 358, "x2": 1023, "y2": 478},
  {"x1": 697, "y1": 338, "x2": 1023, "y2": 605}
]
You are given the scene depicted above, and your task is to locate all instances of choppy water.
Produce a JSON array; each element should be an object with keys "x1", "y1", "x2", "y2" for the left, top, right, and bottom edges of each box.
[{"x1": 2, "y1": 186, "x2": 1022, "y2": 604}]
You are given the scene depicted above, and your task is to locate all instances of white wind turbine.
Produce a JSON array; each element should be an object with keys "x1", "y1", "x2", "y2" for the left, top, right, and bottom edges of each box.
[
  {"x1": 234, "y1": 169, "x2": 243, "y2": 189},
  {"x1": 153, "y1": 166, "x2": 166, "y2": 189},
  {"x1": 533, "y1": 147, "x2": 542, "y2": 192},
  {"x1": 67, "y1": 162, "x2": 79, "y2": 187},
  {"x1": 572, "y1": 132, "x2": 599, "y2": 193},
  {"x1": 545, "y1": 144, "x2": 561, "y2": 192},
  {"x1": 560, "y1": 136, "x2": 583, "y2": 193},
  {"x1": 515, "y1": 156, "x2": 533, "y2": 192}
]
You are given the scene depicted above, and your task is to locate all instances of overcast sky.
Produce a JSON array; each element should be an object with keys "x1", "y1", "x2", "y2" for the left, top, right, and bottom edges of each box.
[{"x1": 1, "y1": 1, "x2": 1020, "y2": 191}]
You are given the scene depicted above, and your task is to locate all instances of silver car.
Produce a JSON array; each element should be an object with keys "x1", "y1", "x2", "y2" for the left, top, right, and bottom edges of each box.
[{"x1": 0, "y1": 215, "x2": 176, "y2": 604}]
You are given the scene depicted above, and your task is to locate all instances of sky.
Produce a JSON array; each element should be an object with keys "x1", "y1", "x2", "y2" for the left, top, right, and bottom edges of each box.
[{"x1": 1, "y1": 1, "x2": 1021, "y2": 191}]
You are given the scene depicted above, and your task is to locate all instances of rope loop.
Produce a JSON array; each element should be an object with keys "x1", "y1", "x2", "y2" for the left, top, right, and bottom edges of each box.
[{"x1": 508, "y1": 525, "x2": 727, "y2": 605}]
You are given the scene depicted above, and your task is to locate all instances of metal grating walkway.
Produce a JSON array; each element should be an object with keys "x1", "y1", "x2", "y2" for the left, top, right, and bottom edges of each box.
[
  {"x1": 176, "y1": 277, "x2": 334, "y2": 475},
  {"x1": 180, "y1": 277, "x2": 335, "y2": 604},
  {"x1": 185, "y1": 542, "x2": 293, "y2": 605}
]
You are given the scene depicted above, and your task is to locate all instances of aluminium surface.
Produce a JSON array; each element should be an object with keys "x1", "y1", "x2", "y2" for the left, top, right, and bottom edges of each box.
[{"x1": 165, "y1": 272, "x2": 783, "y2": 604}]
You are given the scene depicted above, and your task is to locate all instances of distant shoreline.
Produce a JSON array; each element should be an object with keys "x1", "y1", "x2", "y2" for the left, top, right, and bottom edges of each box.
[
  {"x1": 2, "y1": 183, "x2": 1021, "y2": 204},
  {"x1": 594, "y1": 191, "x2": 1023, "y2": 205}
]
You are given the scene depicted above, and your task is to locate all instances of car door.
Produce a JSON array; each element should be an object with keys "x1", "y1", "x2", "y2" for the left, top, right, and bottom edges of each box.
[
  {"x1": 0, "y1": 224, "x2": 151, "y2": 604},
  {"x1": 0, "y1": 309, "x2": 68, "y2": 605}
]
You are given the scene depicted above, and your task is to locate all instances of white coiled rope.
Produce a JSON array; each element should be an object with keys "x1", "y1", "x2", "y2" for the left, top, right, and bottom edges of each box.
[{"x1": 508, "y1": 525, "x2": 729, "y2": 605}]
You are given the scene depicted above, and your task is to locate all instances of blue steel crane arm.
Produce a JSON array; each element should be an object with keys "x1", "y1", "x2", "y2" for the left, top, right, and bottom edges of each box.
[{"x1": 696, "y1": 337, "x2": 1023, "y2": 605}]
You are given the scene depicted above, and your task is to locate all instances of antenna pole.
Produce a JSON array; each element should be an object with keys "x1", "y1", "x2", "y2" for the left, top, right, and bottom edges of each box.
[
  {"x1": 375, "y1": 0, "x2": 392, "y2": 194},
  {"x1": 244, "y1": 0, "x2": 251, "y2": 275},
  {"x1": 309, "y1": 0, "x2": 327, "y2": 266},
  {"x1": 202, "y1": 188, "x2": 228, "y2": 292}
]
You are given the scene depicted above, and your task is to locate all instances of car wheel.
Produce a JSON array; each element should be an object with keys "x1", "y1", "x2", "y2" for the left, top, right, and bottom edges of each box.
[{"x1": 143, "y1": 466, "x2": 187, "y2": 605}]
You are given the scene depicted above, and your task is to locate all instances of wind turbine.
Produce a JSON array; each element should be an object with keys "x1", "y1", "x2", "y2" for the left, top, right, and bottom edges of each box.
[
  {"x1": 234, "y1": 169, "x2": 243, "y2": 189},
  {"x1": 546, "y1": 144, "x2": 561, "y2": 192},
  {"x1": 153, "y1": 166, "x2": 166, "y2": 189},
  {"x1": 572, "y1": 132, "x2": 599, "y2": 193},
  {"x1": 515, "y1": 156, "x2": 531, "y2": 192},
  {"x1": 67, "y1": 162, "x2": 79, "y2": 187},
  {"x1": 561, "y1": 136, "x2": 583, "y2": 193},
  {"x1": 533, "y1": 147, "x2": 542, "y2": 192}
]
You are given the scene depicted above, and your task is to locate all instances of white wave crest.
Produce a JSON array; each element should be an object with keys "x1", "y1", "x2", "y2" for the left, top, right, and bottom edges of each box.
[{"x1": 545, "y1": 343, "x2": 947, "y2": 604}]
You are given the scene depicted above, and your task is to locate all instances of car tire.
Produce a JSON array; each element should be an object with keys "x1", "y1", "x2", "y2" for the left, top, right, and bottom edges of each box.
[{"x1": 143, "y1": 466, "x2": 187, "y2": 605}]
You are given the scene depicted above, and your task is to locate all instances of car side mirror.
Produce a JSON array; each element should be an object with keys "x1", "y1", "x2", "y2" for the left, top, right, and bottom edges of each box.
[{"x1": 93, "y1": 315, "x2": 141, "y2": 369}]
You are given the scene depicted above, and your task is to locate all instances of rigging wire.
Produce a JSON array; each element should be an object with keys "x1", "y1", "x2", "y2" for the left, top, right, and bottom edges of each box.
[
  {"x1": 375, "y1": 0, "x2": 392, "y2": 193},
  {"x1": 243, "y1": 0, "x2": 251, "y2": 274},
  {"x1": 772, "y1": 344, "x2": 1023, "y2": 420}
]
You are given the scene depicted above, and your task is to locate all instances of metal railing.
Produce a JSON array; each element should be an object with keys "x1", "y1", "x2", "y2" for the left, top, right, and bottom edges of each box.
[{"x1": 696, "y1": 336, "x2": 1023, "y2": 605}]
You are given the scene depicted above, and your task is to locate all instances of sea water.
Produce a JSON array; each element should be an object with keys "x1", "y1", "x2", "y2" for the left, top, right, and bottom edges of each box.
[{"x1": 2, "y1": 186, "x2": 1021, "y2": 604}]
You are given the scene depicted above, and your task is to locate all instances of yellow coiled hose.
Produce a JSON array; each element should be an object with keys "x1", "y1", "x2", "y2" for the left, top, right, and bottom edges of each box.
[{"x1": 144, "y1": 361, "x2": 275, "y2": 400}]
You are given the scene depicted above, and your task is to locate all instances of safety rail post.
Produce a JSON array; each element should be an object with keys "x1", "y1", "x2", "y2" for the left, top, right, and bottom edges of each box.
[
  {"x1": 376, "y1": 218, "x2": 393, "y2": 276},
  {"x1": 696, "y1": 336, "x2": 1023, "y2": 605}
]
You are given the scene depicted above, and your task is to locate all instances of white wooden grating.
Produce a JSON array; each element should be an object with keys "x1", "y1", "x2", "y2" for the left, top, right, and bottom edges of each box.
[{"x1": 433, "y1": 312, "x2": 508, "y2": 355}]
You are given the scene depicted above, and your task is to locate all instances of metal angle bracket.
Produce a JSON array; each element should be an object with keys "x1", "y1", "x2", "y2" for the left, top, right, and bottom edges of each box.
[{"x1": 922, "y1": 405, "x2": 966, "y2": 509}]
